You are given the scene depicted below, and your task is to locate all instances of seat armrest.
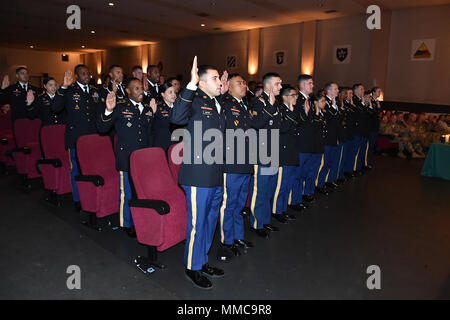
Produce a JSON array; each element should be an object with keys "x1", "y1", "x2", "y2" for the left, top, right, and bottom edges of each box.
[
  {"x1": 75, "y1": 174, "x2": 105, "y2": 187},
  {"x1": 129, "y1": 199, "x2": 170, "y2": 215},
  {"x1": 36, "y1": 158, "x2": 62, "y2": 174}
]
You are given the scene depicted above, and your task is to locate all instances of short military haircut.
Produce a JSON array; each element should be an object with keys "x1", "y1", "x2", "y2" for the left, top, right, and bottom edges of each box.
[
  {"x1": 262, "y1": 72, "x2": 280, "y2": 86},
  {"x1": 364, "y1": 90, "x2": 371, "y2": 96},
  {"x1": 198, "y1": 65, "x2": 218, "y2": 81},
  {"x1": 132, "y1": 65, "x2": 142, "y2": 72},
  {"x1": 228, "y1": 73, "x2": 245, "y2": 82},
  {"x1": 147, "y1": 65, "x2": 158, "y2": 73},
  {"x1": 125, "y1": 77, "x2": 141, "y2": 89},
  {"x1": 16, "y1": 67, "x2": 27, "y2": 73},
  {"x1": 281, "y1": 86, "x2": 295, "y2": 96},
  {"x1": 108, "y1": 64, "x2": 122, "y2": 73},
  {"x1": 43, "y1": 77, "x2": 55, "y2": 85},
  {"x1": 74, "y1": 64, "x2": 88, "y2": 74},
  {"x1": 297, "y1": 74, "x2": 313, "y2": 84},
  {"x1": 166, "y1": 77, "x2": 177, "y2": 84},
  {"x1": 324, "y1": 82, "x2": 338, "y2": 92},
  {"x1": 371, "y1": 86, "x2": 380, "y2": 94},
  {"x1": 352, "y1": 83, "x2": 363, "y2": 91}
]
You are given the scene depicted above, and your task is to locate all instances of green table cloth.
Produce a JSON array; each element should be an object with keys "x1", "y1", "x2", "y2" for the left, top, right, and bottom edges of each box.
[{"x1": 421, "y1": 143, "x2": 450, "y2": 180}]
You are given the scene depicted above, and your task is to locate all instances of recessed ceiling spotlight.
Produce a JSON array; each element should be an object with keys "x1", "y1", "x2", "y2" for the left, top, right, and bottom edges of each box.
[
  {"x1": 90, "y1": 30, "x2": 95, "y2": 34},
  {"x1": 29, "y1": 45, "x2": 34, "y2": 48},
  {"x1": 81, "y1": 45, "x2": 85, "y2": 48},
  {"x1": 201, "y1": 23, "x2": 206, "y2": 27},
  {"x1": 108, "y1": 2, "x2": 115, "y2": 6}
]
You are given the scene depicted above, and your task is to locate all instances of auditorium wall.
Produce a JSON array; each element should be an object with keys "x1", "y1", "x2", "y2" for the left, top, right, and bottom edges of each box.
[
  {"x1": 0, "y1": 47, "x2": 82, "y2": 86},
  {"x1": 385, "y1": 5, "x2": 450, "y2": 105}
]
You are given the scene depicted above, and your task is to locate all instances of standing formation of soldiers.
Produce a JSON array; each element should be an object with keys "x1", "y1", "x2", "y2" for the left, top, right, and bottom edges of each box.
[{"x1": 0, "y1": 58, "x2": 383, "y2": 290}]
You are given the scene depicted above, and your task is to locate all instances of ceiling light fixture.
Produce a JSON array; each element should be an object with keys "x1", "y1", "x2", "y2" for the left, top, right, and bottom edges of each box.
[
  {"x1": 201, "y1": 24, "x2": 206, "y2": 27},
  {"x1": 90, "y1": 30, "x2": 95, "y2": 34},
  {"x1": 81, "y1": 45, "x2": 85, "y2": 48},
  {"x1": 29, "y1": 45, "x2": 34, "y2": 48},
  {"x1": 108, "y1": 2, "x2": 115, "y2": 6}
]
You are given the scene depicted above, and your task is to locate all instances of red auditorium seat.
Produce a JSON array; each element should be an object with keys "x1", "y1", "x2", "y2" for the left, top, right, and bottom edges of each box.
[
  {"x1": 11, "y1": 119, "x2": 42, "y2": 188},
  {"x1": 129, "y1": 147, "x2": 187, "y2": 273},
  {"x1": 36, "y1": 125, "x2": 71, "y2": 205},
  {"x1": 75, "y1": 134, "x2": 119, "y2": 230},
  {"x1": 167, "y1": 142, "x2": 183, "y2": 184},
  {"x1": 0, "y1": 110, "x2": 15, "y2": 169}
]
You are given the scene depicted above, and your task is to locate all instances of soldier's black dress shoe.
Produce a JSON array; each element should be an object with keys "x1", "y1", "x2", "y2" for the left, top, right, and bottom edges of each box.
[
  {"x1": 316, "y1": 186, "x2": 329, "y2": 195},
  {"x1": 201, "y1": 263, "x2": 225, "y2": 278},
  {"x1": 325, "y1": 182, "x2": 338, "y2": 189},
  {"x1": 254, "y1": 228, "x2": 270, "y2": 239},
  {"x1": 336, "y1": 178, "x2": 345, "y2": 184},
  {"x1": 217, "y1": 243, "x2": 240, "y2": 261},
  {"x1": 272, "y1": 213, "x2": 288, "y2": 224},
  {"x1": 283, "y1": 213, "x2": 296, "y2": 220},
  {"x1": 234, "y1": 239, "x2": 254, "y2": 249},
  {"x1": 303, "y1": 195, "x2": 315, "y2": 203},
  {"x1": 288, "y1": 204, "x2": 303, "y2": 212},
  {"x1": 263, "y1": 224, "x2": 279, "y2": 232},
  {"x1": 185, "y1": 269, "x2": 213, "y2": 289},
  {"x1": 123, "y1": 226, "x2": 136, "y2": 238}
]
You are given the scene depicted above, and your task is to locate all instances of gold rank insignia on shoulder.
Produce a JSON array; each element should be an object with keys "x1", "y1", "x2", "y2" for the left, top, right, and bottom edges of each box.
[{"x1": 252, "y1": 111, "x2": 258, "y2": 116}]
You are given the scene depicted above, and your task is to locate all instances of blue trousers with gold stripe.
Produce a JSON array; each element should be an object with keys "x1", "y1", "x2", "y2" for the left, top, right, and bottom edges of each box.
[
  {"x1": 288, "y1": 165, "x2": 303, "y2": 205},
  {"x1": 343, "y1": 138, "x2": 356, "y2": 173},
  {"x1": 336, "y1": 143, "x2": 345, "y2": 180},
  {"x1": 219, "y1": 173, "x2": 250, "y2": 245},
  {"x1": 317, "y1": 145, "x2": 340, "y2": 187},
  {"x1": 249, "y1": 165, "x2": 278, "y2": 230},
  {"x1": 273, "y1": 166, "x2": 297, "y2": 214},
  {"x1": 354, "y1": 136, "x2": 368, "y2": 171},
  {"x1": 300, "y1": 153, "x2": 322, "y2": 195},
  {"x1": 183, "y1": 185, "x2": 223, "y2": 271},
  {"x1": 119, "y1": 171, "x2": 134, "y2": 228},
  {"x1": 68, "y1": 148, "x2": 80, "y2": 202}
]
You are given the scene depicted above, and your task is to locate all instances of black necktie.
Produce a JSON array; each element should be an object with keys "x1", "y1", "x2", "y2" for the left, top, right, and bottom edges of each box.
[
  {"x1": 239, "y1": 100, "x2": 247, "y2": 111},
  {"x1": 83, "y1": 85, "x2": 88, "y2": 94},
  {"x1": 22, "y1": 84, "x2": 27, "y2": 91}
]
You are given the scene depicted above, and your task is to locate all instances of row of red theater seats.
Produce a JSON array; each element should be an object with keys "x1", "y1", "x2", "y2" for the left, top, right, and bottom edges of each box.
[{"x1": 0, "y1": 118, "x2": 187, "y2": 271}]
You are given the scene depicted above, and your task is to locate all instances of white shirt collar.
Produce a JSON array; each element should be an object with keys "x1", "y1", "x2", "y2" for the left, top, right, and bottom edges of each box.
[
  {"x1": 299, "y1": 91, "x2": 309, "y2": 100},
  {"x1": 77, "y1": 81, "x2": 88, "y2": 91},
  {"x1": 164, "y1": 100, "x2": 174, "y2": 108},
  {"x1": 147, "y1": 79, "x2": 157, "y2": 87},
  {"x1": 47, "y1": 92, "x2": 55, "y2": 99},
  {"x1": 19, "y1": 81, "x2": 28, "y2": 88}
]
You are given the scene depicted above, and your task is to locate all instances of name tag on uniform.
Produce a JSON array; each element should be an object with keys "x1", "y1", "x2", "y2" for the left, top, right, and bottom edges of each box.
[{"x1": 201, "y1": 106, "x2": 213, "y2": 116}]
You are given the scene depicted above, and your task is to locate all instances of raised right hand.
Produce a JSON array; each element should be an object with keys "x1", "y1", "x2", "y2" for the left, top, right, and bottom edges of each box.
[
  {"x1": 106, "y1": 91, "x2": 116, "y2": 112},
  {"x1": 190, "y1": 56, "x2": 199, "y2": 85},
  {"x1": 1, "y1": 75, "x2": 10, "y2": 89},
  {"x1": 63, "y1": 70, "x2": 73, "y2": 87}
]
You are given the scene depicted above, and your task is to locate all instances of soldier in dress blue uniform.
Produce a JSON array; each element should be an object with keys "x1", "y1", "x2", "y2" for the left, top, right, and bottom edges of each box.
[
  {"x1": 0, "y1": 67, "x2": 39, "y2": 122},
  {"x1": 249, "y1": 73, "x2": 282, "y2": 239},
  {"x1": 316, "y1": 82, "x2": 341, "y2": 195},
  {"x1": 271, "y1": 86, "x2": 299, "y2": 224},
  {"x1": 28, "y1": 77, "x2": 65, "y2": 126},
  {"x1": 170, "y1": 57, "x2": 228, "y2": 290},
  {"x1": 367, "y1": 87, "x2": 382, "y2": 169},
  {"x1": 144, "y1": 65, "x2": 161, "y2": 100},
  {"x1": 99, "y1": 65, "x2": 127, "y2": 103},
  {"x1": 131, "y1": 66, "x2": 144, "y2": 82},
  {"x1": 217, "y1": 73, "x2": 254, "y2": 261},
  {"x1": 311, "y1": 94, "x2": 328, "y2": 197},
  {"x1": 341, "y1": 87, "x2": 358, "y2": 178},
  {"x1": 152, "y1": 82, "x2": 179, "y2": 152},
  {"x1": 97, "y1": 78, "x2": 156, "y2": 237},
  {"x1": 295, "y1": 74, "x2": 318, "y2": 204},
  {"x1": 52, "y1": 65, "x2": 102, "y2": 207},
  {"x1": 335, "y1": 87, "x2": 351, "y2": 183},
  {"x1": 352, "y1": 83, "x2": 370, "y2": 174}
]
